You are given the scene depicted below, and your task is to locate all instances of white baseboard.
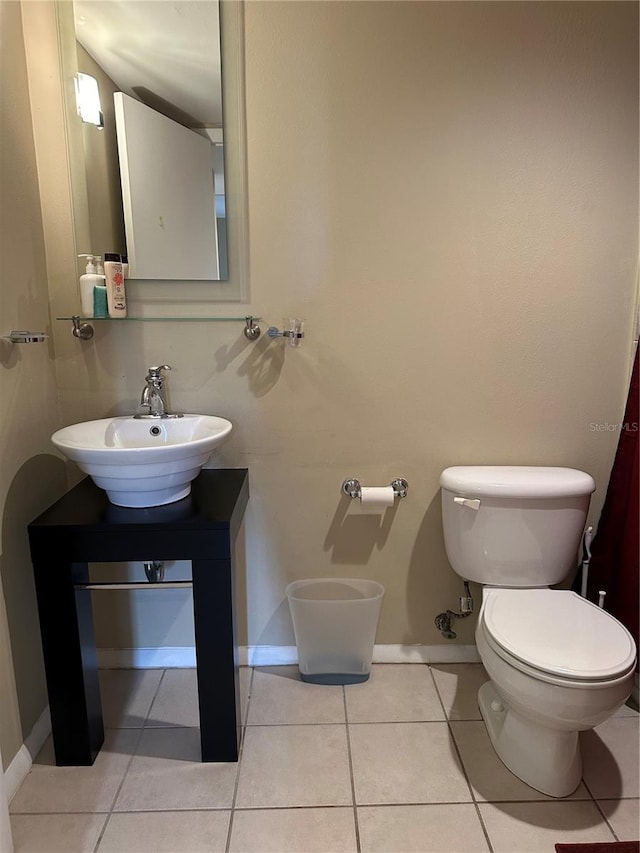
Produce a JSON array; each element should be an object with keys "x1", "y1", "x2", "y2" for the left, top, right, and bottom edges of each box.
[
  {"x1": 97, "y1": 644, "x2": 481, "y2": 669},
  {"x1": 4, "y1": 706, "x2": 51, "y2": 803},
  {"x1": 242, "y1": 646, "x2": 298, "y2": 667},
  {"x1": 98, "y1": 646, "x2": 197, "y2": 669},
  {"x1": 373, "y1": 644, "x2": 481, "y2": 664}
]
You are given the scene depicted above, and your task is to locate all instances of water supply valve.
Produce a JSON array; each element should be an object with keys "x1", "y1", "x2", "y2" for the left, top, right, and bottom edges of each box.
[
  {"x1": 435, "y1": 581, "x2": 474, "y2": 639},
  {"x1": 460, "y1": 588, "x2": 474, "y2": 614}
]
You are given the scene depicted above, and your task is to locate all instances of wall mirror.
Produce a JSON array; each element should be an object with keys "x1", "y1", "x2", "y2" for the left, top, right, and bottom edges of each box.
[{"x1": 57, "y1": 0, "x2": 248, "y2": 303}]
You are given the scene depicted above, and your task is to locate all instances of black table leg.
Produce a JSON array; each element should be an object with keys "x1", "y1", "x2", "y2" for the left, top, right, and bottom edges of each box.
[
  {"x1": 32, "y1": 560, "x2": 103, "y2": 765},
  {"x1": 192, "y1": 558, "x2": 240, "y2": 762}
]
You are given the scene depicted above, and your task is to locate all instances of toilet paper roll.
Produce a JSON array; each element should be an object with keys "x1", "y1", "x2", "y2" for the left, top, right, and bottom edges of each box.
[{"x1": 359, "y1": 486, "x2": 395, "y2": 508}]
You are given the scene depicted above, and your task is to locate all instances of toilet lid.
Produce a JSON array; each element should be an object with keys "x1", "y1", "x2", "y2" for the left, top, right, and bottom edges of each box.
[{"x1": 482, "y1": 589, "x2": 637, "y2": 681}]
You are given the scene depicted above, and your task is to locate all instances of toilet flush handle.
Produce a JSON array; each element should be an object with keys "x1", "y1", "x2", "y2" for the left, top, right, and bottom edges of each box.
[{"x1": 453, "y1": 496, "x2": 481, "y2": 511}]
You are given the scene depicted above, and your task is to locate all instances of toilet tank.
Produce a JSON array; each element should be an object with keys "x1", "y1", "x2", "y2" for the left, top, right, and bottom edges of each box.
[{"x1": 440, "y1": 467, "x2": 595, "y2": 587}]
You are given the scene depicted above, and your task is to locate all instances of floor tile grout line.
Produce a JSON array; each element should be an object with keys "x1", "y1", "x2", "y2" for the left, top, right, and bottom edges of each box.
[
  {"x1": 21, "y1": 798, "x2": 596, "y2": 817},
  {"x1": 449, "y1": 723, "x2": 496, "y2": 853},
  {"x1": 91, "y1": 813, "x2": 111, "y2": 853},
  {"x1": 247, "y1": 720, "x2": 464, "y2": 726},
  {"x1": 586, "y1": 781, "x2": 621, "y2": 842},
  {"x1": 575, "y1": 761, "x2": 597, "y2": 806},
  {"x1": 93, "y1": 668, "x2": 170, "y2": 851},
  {"x1": 593, "y1": 795, "x2": 640, "y2": 801},
  {"x1": 100, "y1": 663, "x2": 247, "y2": 849},
  {"x1": 426, "y1": 661, "x2": 450, "y2": 723},
  {"x1": 141, "y1": 666, "x2": 169, "y2": 731},
  {"x1": 18, "y1": 792, "x2": 623, "y2": 818},
  {"x1": 243, "y1": 665, "x2": 255, "y2": 727},
  {"x1": 470, "y1": 800, "x2": 495, "y2": 853},
  {"x1": 343, "y1": 684, "x2": 362, "y2": 853},
  {"x1": 91, "y1": 722, "x2": 148, "y2": 851},
  {"x1": 105, "y1": 727, "x2": 145, "y2": 803},
  {"x1": 429, "y1": 663, "x2": 496, "y2": 853},
  {"x1": 224, "y1": 665, "x2": 255, "y2": 853}
]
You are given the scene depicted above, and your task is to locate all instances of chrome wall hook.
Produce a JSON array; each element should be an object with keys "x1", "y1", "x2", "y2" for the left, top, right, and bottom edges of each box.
[
  {"x1": 267, "y1": 318, "x2": 305, "y2": 346},
  {"x1": 71, "y1": 315, "x2": 94, "y2": 340},
  {"x1": 243, "y1": 316, "x2": 261, "y2": 341}
]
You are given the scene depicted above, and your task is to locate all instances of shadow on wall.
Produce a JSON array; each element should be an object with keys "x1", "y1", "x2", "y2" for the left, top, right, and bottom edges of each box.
[
  {"x1": 253, "y1": 598, "x2": 297, "y2": 649},
  {"x1": 323, "y1": 494, "x2": 399, "y2": 564},
  {"x1": 0, "y1": 338, "x2": 19, "y2": 370},
  {"x1": 0, "y1": 454, "x2": 68, "y2": 738},
  {"x1": 405, "y1": 491, "x2": 479, "y2": 646},
  {"x1": 215, "y1": 335, "x2": 285, "y2": 397}
]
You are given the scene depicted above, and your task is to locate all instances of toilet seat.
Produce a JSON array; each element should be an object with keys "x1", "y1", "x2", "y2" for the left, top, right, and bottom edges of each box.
[{"x1": 481, "y1": 589, "x2": 636, "y2": 683}]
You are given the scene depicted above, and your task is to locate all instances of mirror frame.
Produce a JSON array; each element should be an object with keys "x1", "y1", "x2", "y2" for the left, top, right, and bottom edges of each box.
[{"x1": 57, "y1": 0, "x2": 249, "y2": 311}]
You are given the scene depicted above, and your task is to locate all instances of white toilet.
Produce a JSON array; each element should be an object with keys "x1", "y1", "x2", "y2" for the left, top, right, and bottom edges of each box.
[{"x1": 440, "y1": 466, "x2": 637, "y2": 798}]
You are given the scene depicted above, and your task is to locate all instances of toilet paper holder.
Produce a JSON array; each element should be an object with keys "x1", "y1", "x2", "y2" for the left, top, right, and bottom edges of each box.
[{"x1": 341, "y1": 477, "x2": 409, "y2": 499}]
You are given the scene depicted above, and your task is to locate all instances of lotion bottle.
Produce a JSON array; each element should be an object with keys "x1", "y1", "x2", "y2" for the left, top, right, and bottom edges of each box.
[
  {"x1": 104, "y1": 252, "x2": 127, "y2": 318},
  {"x1": 78, "y1": 254, "x2": 101, "y2": 317}
]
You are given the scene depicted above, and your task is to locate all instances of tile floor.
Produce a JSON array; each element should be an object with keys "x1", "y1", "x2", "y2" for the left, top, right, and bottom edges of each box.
[{"x1": 9, "y1": 663, "x2": 640, "y2": 853}]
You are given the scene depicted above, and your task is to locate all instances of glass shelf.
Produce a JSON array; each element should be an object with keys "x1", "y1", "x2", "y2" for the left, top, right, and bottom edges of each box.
[{"x1": 57, "y1": 315, "x2": 260, "y2": 322}]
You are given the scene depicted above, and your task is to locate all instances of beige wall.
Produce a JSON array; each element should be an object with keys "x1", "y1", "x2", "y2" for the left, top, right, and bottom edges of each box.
[
  {"x1": 0, "y1": 1, "x2": 66, "y2": 765},
  {"x1": 61, "y1": 1, "x2": 640, "y2": 651},
  {"x1": 0, "y1": 0, "x2": 637, "y2": 763},
  {"x1": 76, "y1": 44, "x2": 126, "y2": 260},
  {"x1": 236, "y1": 0, "x2": 638, "y2": 645}
]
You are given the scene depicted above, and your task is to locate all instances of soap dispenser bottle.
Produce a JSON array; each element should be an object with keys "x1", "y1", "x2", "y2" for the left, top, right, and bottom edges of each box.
[{"x1": 78, "y1": 254, "x2": 101, "y2": 317}]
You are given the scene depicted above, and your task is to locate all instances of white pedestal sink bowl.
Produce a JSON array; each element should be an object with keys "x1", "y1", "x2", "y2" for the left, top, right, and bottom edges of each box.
[{"x1": 51, "y1": 415, "x2": 232, "y2": 507}]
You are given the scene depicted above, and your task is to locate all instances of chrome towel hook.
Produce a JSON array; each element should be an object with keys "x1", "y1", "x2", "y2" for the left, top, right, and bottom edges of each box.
[
  {"x1": 72, "y1": 315, "x2": 94, "y2": 340},
  {"x1": 243, "y1": 316, "x2": 261, "y2": 340},
  {"x1": 267, "y1": 318, "x2": 305, "y2": 346}
]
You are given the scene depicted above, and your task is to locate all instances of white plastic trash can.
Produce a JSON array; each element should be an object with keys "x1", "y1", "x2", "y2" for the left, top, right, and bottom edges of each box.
[{"x1": 285, "y1": 578, "x2": 384, "y2": 684}]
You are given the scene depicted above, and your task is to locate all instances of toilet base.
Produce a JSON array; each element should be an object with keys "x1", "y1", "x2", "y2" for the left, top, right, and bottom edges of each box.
[{"x1": 478, "y1": 681, "x2": 582, "y2": 798}]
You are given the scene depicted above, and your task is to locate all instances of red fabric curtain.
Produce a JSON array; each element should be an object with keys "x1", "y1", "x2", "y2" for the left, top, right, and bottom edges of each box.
[{"x1": 587, "y1": 347, "x2": 639, "y2": 663}]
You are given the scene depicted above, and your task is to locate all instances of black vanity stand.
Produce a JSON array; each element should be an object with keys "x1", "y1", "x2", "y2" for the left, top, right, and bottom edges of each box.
[{"x1": 27, "y1": 469, "x2": 249, "y2": 767}]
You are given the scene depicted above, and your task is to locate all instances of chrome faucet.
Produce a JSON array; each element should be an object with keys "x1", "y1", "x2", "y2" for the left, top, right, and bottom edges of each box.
[{"x1": 134, "y1": 365, "x2": 182, "y2": 419}]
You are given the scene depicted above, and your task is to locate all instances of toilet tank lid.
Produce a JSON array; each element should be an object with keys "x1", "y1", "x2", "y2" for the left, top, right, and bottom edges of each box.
[{"x1": 440, "y1": 466, "x2": 596, "y2": 498}]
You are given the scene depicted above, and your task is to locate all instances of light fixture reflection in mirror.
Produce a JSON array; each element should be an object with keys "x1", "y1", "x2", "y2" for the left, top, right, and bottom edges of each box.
[
  {"x1": 71, "y1": 0, "x2": 229, "y2": 282},
  {"x1": 74, "y1": 72, "x2": 103, "y2": 128}
]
